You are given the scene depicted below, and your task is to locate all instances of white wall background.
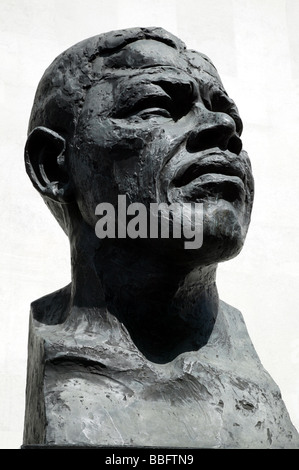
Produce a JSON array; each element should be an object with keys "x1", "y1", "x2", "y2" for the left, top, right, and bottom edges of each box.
[{"x1": 1, "y1": 0, "x2": 299, "y2": 449}]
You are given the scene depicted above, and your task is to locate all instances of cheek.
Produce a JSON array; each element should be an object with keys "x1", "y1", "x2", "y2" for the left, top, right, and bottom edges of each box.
[
  {"x1": 132, "y1": 127, "x2": 172, "y2": 204},
  {"x1": 72, "y1": 118, "x2": 172, "y2": 220},
  {"x1": 71, "y1": 153, "x2": 113, "y2": 227},
  {"x1": 96, "y1": 121, "x2": 170, "y2": 203}
]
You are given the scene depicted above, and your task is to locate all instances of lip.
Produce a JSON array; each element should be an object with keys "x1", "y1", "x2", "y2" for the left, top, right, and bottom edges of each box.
[
  {"x1": 171, "y1": 153, "x2": 245, "y2": 188},
  {"x1": 167, "y1": 151, "x2": 246, "y2": 203},
  {"x1": 177, "y1": 174, "x2": 245, "y2": 203}
]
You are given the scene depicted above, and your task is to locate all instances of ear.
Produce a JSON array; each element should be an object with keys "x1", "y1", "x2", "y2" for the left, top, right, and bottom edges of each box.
[{"x1": 25, "y1": 126, "x2": 74, "y2": 203}]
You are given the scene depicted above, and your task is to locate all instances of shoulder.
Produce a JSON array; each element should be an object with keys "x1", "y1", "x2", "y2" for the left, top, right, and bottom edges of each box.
[
  {"x1": 217, "y1": 300, "x2": 280, "y2": 388},
  {"x1": 30, "y1": 284, "x2": 71, "y2": 325}
]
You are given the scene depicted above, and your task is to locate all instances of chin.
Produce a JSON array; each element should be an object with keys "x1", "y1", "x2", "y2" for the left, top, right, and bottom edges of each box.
[
  {"x1": 173, "y1": 199, "x2": 249, "y2": 265},
  {"x1": 115, "y1": 197, "x2": 250, "y2": 268},
  {"x1": 201, "y1": 230, "x2": 245, "y2": 263},
  {"x1": 145, "y1": 227, "x2": 246, "y2": 270},
  {"x1": 198, "y1": 200, "x2": 249, "y2": 263}
]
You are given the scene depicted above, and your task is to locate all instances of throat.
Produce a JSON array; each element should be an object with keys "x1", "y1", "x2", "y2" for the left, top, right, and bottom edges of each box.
[
  {"x1": 104, "y1": 269, "x2": 219, "y2": 363},
  {"x1": 71, "y1": 235, "x2": 219, "y2": 363}
]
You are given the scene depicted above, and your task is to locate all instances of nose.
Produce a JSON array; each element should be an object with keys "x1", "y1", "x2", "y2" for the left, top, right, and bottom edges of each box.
[{"x1": 186, "y1": 111, "x2": 242, "y2": 155}]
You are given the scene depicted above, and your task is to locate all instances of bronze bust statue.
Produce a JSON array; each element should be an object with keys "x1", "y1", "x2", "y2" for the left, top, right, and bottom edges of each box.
[{"x1": 23, "y1": 27, "x2": 299, "y2": 448}]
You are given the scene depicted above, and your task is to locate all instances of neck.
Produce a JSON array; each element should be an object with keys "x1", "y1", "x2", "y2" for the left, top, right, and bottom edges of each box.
[{"x1": 69, "y1": 226, "x2": 219, "y2": 363}]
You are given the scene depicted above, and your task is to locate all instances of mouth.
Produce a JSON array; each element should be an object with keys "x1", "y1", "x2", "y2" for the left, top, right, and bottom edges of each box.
[{"x1": 169, "y1": 153, "x2": 246, "y2": 203}]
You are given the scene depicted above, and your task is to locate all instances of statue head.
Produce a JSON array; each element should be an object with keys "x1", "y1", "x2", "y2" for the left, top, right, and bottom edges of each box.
[{"x1": 25, "y1": 27, "x2": 254, "y2": 268}]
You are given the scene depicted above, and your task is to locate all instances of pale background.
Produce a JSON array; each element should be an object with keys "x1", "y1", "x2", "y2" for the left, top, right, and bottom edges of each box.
[{"x1": 1, "y1": 0, "x2": 299, "y2": 449}]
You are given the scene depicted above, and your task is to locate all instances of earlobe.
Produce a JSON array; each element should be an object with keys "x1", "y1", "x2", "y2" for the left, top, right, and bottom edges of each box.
[{"x1": 25, "y1": 126, "x2": 74, "y2": 203}]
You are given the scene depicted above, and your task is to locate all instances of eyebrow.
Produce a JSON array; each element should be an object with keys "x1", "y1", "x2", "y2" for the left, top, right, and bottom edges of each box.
[{"x1": 97, "y1": 64, "x2": 197, "y2": 82}]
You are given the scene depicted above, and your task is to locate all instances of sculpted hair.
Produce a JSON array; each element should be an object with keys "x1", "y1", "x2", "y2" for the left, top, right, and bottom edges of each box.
[
  {"x1": 28, "y1": 27, "x2": 187, "y2": 136},
  {"x1": 27, "y1": 26, "x2": 231, "y2": 136}
]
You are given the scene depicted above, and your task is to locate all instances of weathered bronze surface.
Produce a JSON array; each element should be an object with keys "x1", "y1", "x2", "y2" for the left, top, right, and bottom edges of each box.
[{"x1": 23, "y1": 27, "x2": 299, "y2": 448}]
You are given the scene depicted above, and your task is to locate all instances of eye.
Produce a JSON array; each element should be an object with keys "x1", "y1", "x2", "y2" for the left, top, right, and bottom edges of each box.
[
  {"x1": 113, "y1": 94, "x2": 174, "y2": 120},
  {"x1": 129, "y1": 96, "x2": 174, "y2": 119},
  {"x1": 156, "y1": 80, "x2": 197, "y2": 121},
  {"x1": 202, "y1": 96, "x2": 212, "y2": 111},
  {"x1": 135, "y1": 107, "x2": 172, "y2": 120},
  {"x1": 200, "y1": 85, "x2": 243, "y2": 136},
  {"x1": 113, "y1": 80, "x2": 197, "y2": 122}
]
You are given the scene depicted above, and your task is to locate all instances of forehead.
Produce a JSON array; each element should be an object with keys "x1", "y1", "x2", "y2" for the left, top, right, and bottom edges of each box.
[
  {"x1": 100, "y1": 39, "x2": 189, "y2": 70},
  {"x1": 29, "y1": 34, "x2": 224, "y2": 136},
  {"x1": 91, "y1": 39, "x2": 219, "y2": 83},
  {"x1": 81, "y1": 40, "x2": 224, "y2": 115}
]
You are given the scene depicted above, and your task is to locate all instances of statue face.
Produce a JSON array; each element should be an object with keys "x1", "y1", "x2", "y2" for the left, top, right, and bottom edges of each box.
[{"x1": 69, "y1": 39, "x2": 254, "y2": 263}]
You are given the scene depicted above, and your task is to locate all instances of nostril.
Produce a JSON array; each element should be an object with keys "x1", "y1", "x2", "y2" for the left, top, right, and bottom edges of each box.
[
  {"x1": 187, "y1": 127, "x2": 227, "y2": 153},
  {"x1": 227, "y1": 135, "x2": 243, "y2": 155},
  {"x1": 186, "y1": 112, "x2": 242, "y2": 154}
]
